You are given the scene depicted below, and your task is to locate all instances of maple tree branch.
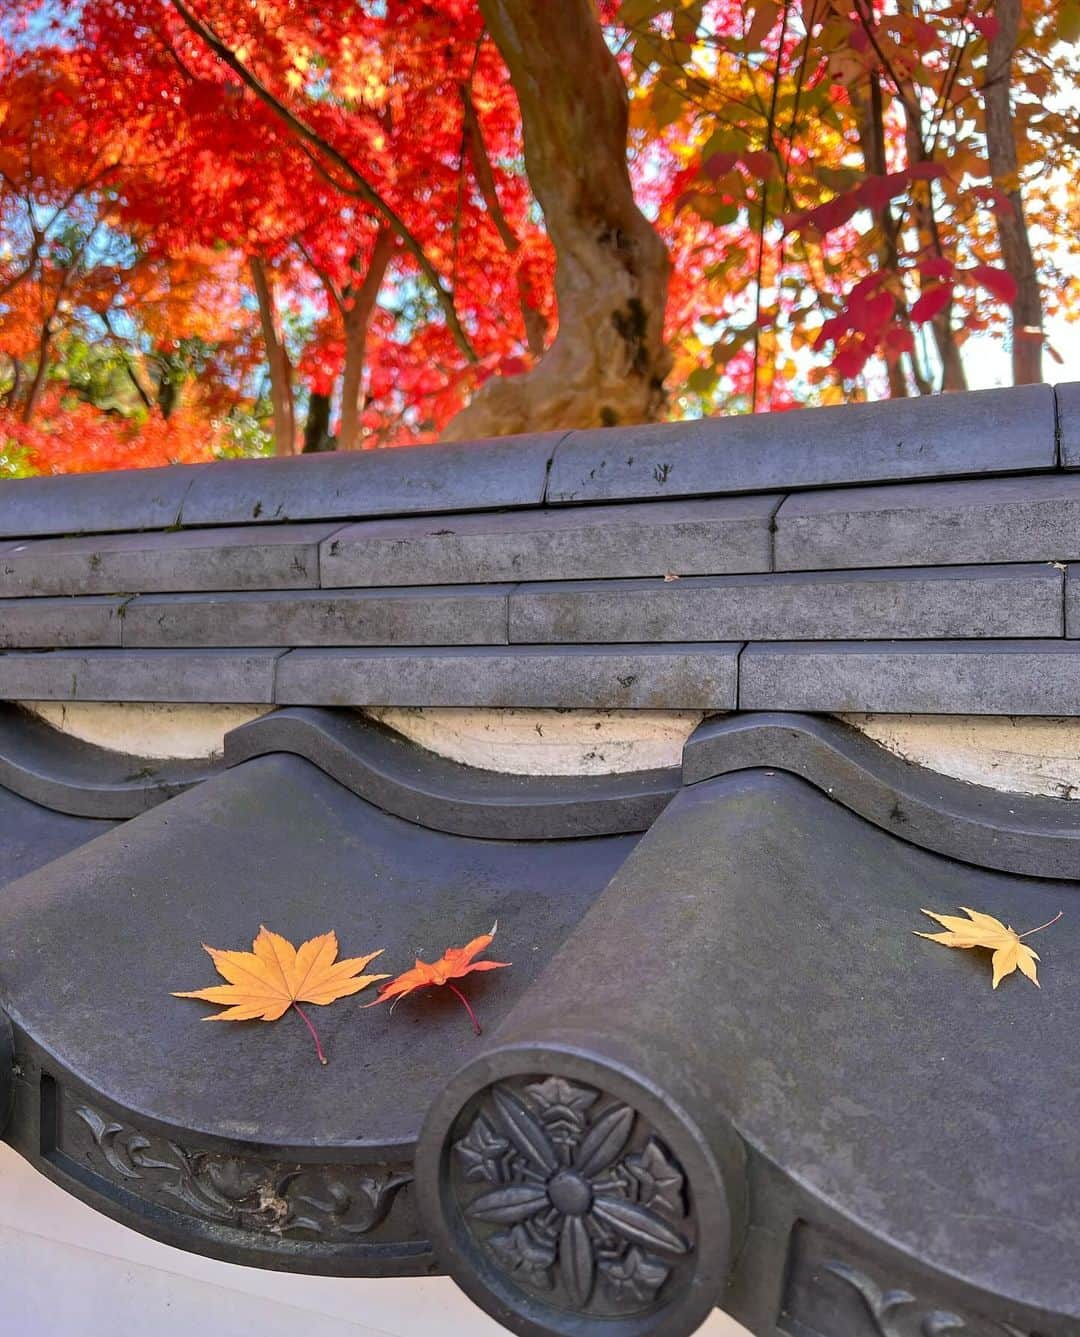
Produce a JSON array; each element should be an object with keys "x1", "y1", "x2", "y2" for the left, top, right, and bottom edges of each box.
[
  {"x1": 461, "y1": 84, "x2": 518, "y2": 259},
  {"x1": 160, "y1": 29, "x2": 199, "y2": 82},
  {"x1": 0, "y1": 160, "x2": 117, "y2": 303},
  {"x1": 339, "y1": 225, "x2": 395, "y2": 452},
  {"x1": 850, "y1": 0, "x2": 922, "y2": 125},
  {"x1": 779, "y1": 0, "x2": 819, "y2": 215},
  {"x1": 167, "y1": 0, "x2": 478, "y2": 364},
  {"x1": 623, "y1": 33, "x2": 772, "y2": 130},
  {"x1": 294, "y1": 140, "x2": 366, "y2": 201},
  {"x1": 0, "y1": 257, "x2": 37, "y2": 302},
  {"x1": 852, "y1": 73, "x2": 919, "y2": 396},
  {"x1": 293, "y1": 237, "x2": 346, "y2": 319},
  {"x1": 249, "y1": 254, "x2": 297, "y2": 455},
  {"x1": 22, "y1": 221, "x2": 100, "y2": 424},
  {"x1": 99, "y1": 307, "x2": 156, "y2": 408},
  {"x1": 460, "y1": 77, "x2": 547, "y2": 358},
  {"x1": 751, "y1": 1, "x2": 790, "y2": 414},
  {"x1": 927, "y1": 25, "x2": 970, "y2": 158}
]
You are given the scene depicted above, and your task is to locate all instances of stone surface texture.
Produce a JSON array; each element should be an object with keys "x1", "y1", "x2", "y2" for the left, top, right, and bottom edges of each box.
[
  {"x1": 320, "y1": 497, "x2": 779, "y2": 586},
  {"x1": 547, "y1": 382, "x2": 1054, "y2": 502},
  {"x1": 775, "y1": 474, "x2": 1080, "y2": 570},
  {"x1": 0, "y1": 382, "x2": 1077, "y2": 724},
  {"x1": 0, "y1": 523, "x2": 341, "y2": 596},
  {"x1": 276, "y1": 645, "x2": 740, "y2": 709},
  {"x1": 7, "y1": 383, "x2": 1080, "y2": 1337},
  {"x1": 508, "y1": 565, "x2": 1061, "y2": 643},
  {"x1": 740, "y1": 641, "x2": 1080, "y2": 714}
]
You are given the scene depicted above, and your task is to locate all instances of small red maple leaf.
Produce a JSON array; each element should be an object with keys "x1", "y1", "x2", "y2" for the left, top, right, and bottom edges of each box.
[{"x1": 364, "y1": 922, "x2": 510, "y2": 1034}]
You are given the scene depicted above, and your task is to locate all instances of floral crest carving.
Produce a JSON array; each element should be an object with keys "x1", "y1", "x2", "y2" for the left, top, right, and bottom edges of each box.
[{"x1": 450, "y1": 1076, "x2": 694, "y2": 1317}]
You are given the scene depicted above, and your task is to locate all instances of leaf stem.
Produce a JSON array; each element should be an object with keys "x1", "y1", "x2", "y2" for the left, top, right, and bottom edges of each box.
[
  {"x1": 447, "y1": 983, "x2": 482, "y2": 1036},
  {"x1": 293, "y1": 1003, "x2": 328, "y2": 1064},
  {"x1": 1019, "y1": 910, "x2": 1063, "y2": 939}
]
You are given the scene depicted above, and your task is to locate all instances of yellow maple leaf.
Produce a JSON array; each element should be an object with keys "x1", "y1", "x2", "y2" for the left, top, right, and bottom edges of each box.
[
  {"x1": 915, "y1": 906, "x2": 1062, "y2": 989},
  {"x1": 174, "y1": 926, "x2": 388, "y2": 1063}
]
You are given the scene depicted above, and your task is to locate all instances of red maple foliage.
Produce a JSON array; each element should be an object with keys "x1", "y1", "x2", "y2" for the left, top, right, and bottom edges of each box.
[{"x1": 1, "y1": 1, "x2": 1076, "y2": 470}]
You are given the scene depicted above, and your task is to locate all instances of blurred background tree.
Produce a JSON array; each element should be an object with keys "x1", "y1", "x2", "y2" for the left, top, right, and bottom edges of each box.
[{"x1": 0, "y1": 0, "x2": 1077, "y2": 472}]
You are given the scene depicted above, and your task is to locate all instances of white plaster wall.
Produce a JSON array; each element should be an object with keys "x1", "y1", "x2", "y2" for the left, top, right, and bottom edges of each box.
[
  {"x1": 372, "y1": 708, "x2": 1080, "y2": 797},
  {"x1": 19, "y1": 702, "x2": 702, "y2": 775},
  {"x1": 367, "y1": 708, "x2": 705, "y2": 775},
  {"x1": 22, "y1": 699, "x2": 1080, "y2": 802},
  {"x1": 844, "y1": 715, "x2": 1080, "y2": 799},
  {"x1": 0, "y1": 1145, "x2": 747, "y2": 1337},
  {"x1": 21, "y1": 701, "x2": 272, "y2": 760}
]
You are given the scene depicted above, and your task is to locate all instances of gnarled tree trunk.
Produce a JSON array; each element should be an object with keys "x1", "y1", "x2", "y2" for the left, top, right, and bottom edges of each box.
[
  {"x1": 443, "y1": 0, "x2": 671, "y2": 441},
  {"x1": 985, "y1": 0, "x2": 1043, "y2": 384}
]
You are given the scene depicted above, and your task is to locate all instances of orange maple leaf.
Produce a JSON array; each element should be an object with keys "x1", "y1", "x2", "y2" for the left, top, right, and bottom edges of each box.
[
  {"x1": 173, "y1": 925, "x2": 388, "y2": 1064},
  {"x1": 915, "y1": 906, "x2": 1062, "y2": 989},
  {"x1": 364, "y1": 921, "x2": 510, "y2": 1035}
]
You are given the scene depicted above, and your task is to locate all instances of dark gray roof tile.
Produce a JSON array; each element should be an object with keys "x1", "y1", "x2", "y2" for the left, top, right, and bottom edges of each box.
[
  {"x1": 0, "y1": 648, "x2": 282, "y2": 702},
  {"x1": 0, "y1": 465, "x2": 193, "y2": 539},
  {"x1": 1058, "y1": 381, "x2": 1080, "y2": 468},
  {"x1": 740, "y1": 640, "x2": 1080, "y2": 713},
  {"x1": 0, "y1": 595, "x2": 125, "y2": 648},
  {"x1": 276, "y1": 643, "x2": 739, "y2": 708},
  {"x1": 509, "y1": 564, "x2": 1062, "y2": 643},
  {"x1": 320, "y1": 495, "x2": 779, "y2": 587},
  {"x1": 775, "y1": 473, "x2": 1080, "y2": 570},
  {"x1": 0, "y1": 523, "x2": 342, "y2": 596},
  {"x1": 122, "y1": 586, "x2": 511, "y2": 647},
  {"x1": 1063, "y1": 565, "x2": 1080, "y2": 637},
  {"x1": 179, "y1": 432, "x2": 558, "y2": 527},
  {"x1": 548, "y1": 383, "x2": 1055, "y2": 503}
]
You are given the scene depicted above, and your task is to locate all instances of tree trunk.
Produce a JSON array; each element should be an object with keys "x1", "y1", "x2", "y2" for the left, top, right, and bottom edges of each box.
[
  {"x1": 443, "y1": 0, "x2": 671, "y2": 440},
  {"x1": 932, "y1": 305, "x2": 968, "y2": 392},
  {"x1": 303, "y1": 391, "x2": 335, "y2": 453},
  {"x1": 896, "y1": 67, "x2": 967, "y2": 393},
  {"x1": 158, "y1": 371, "x2": 182, "y2": 420},
  {"x1": 22, "y1": 321, "x2": 54, "y2": 424},
  {"x1": 853, "y1": 77, "x2": 911, "y2": 398},
  {"x1": 985, "y1": 0, "x2": 1043, "y2": 384},
  {"x1": 338, "y1": 227, "x2": 394, "y2": 452},
  {"x1": 250, "y1": 255, "x2": 297, "y2": 455}
]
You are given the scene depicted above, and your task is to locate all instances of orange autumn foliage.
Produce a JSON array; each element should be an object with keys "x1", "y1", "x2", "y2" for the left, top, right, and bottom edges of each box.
[
  {"x1": 365, "y1": 922, "x2": 510, "y2": 1035},
  {"x1": 1, "y1": 391, "x2": 221, "y2": 475},
  {"x1": 174, "y1": 925, "x2": 388, "y2": 1064},
  {"x1": 2, "y1": 0, "x2": 1078, "y2": 468}
]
